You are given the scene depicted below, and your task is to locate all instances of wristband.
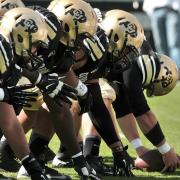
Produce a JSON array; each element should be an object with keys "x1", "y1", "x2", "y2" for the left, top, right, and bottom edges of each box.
[
  {"x1": 75, "y1": 80, "x2": 88, "y2": 96},
  {"x1": 34, "y1": 73, "x2": 42, "y2": 85},
  {"x1": 0, "y1": 88, "x2": 5, "y2": 101},
  {"x1": 145, "y1": 122, "x2": 165, "y2": 146},
  {"x1": 130, "y1": 138, "x2": 143, "y2": 149},
  {"x1": 157, "y1": 142, "x2": 171, "y2": 154}
]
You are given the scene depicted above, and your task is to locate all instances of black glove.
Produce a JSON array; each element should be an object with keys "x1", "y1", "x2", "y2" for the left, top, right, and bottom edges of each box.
[
  {"x1": 5, "y1": 64, "x2": 22, "y2": 86},
  {"x1": 1, "y1": 84, "x2": 37, "y2": 107},
  {"x1": 78, "y1": 91, "x2": 93, "y2": 115},
  {"x1": 113, "y1": 146, "x2": 134, "y2": 177},
  {"x1": 72, "y1": 154, "x2": 102, "y2": 180},
  {"x1": 36, "y1": 73, "x2": 77, "y2": 106}
]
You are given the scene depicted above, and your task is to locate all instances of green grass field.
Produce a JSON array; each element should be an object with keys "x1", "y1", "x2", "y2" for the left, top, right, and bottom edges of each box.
[{"x1": 1, "y1": 83, "x2": 180, "y2": 179}]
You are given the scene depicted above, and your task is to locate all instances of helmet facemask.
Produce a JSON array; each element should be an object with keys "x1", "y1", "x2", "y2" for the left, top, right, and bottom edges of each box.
[
  {"x1": 146, "y1": 82, "x2": 155, "y2": 97},
  {"x1": 21, "y1": 39, "x2": 49, "y2": 71},
  {"x1": 110, "y1": 44, "x2": 139, "y2": 73}
]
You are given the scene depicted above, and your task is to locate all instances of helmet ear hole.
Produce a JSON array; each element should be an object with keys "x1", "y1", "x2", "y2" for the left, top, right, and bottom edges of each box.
[
  {"x1": 114, "y1": 33, "x2": 119, "y2": 42},
  {"x1": 17, "y1": 34, "x2": 23, "y2": 43},
  {"x1": 64, "y1": 23, "x2": 69, "y2": 32}
]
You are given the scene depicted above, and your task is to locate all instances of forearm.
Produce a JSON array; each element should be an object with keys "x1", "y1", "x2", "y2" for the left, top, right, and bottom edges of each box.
[
  {"x1": 21, "y1": 68, "x2": 40, "y2": 85},
  {"x1": 64, "y1": 69, "x2": 79, "y2": 87},
  {"x1": 136, "y1": 111, "x2": 157, "y2": 134},
  {"x1": 136, "y1": 111, "x2": 171, "y2": 153},
  {"x1": 65, "y1": 69, "x2": 87, "y2": 96},
  {"x1": 118, "y1": 113, "x2": 140, "y2": 142}
]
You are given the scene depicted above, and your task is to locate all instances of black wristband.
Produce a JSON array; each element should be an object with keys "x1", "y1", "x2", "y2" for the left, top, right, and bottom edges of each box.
[{"x1": 145, "y1": 122, "x2": 165, "y2": 146}]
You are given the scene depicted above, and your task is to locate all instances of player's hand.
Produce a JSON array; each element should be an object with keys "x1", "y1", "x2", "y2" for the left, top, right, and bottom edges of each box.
[
  {"x1": 37, "y1": 73, "x2": 77, "y2": 106},
  {"x1": 161, "y1": 148, "x2": 180, "y2": 172},
  {"x1": 1, "y1": 84, "x2": 37, "y2": 107}
]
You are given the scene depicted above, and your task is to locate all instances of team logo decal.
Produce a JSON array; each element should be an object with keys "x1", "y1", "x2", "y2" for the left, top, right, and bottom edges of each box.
[
  {"x1": 118, "y1": 18, "x2": 137, "y2": 38},
  {"x1": 161, "y1": 66, "x2": 173, "y2": 88},
  {"x1": 66, "y1": 8, "x2": 87, "y2": 23},
  {"x1": 16, "y1": 19, "x2": 38, "y2": 33},
  {"x1": 2, "y1": 3, "x2": 18, "y2": 9}
]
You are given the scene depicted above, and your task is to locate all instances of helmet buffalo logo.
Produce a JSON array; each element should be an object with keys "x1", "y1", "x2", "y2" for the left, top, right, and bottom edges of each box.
[
  {"x1": 16, "y1": 19, "x2": 38, "y2": 33},
  {"x1": 118, "y1": 18, "x2": 137, "y2": 38},
  {"x1": 66, "y1": 8, "x2": 87, "y2": 23},
  {"x1": 2, "y1": 3, "x2": 18, "y2": 9}
]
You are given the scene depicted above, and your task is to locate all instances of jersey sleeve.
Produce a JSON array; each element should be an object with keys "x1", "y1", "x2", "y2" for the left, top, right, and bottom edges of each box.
[
  {"x1": 0, "y1": 35, "x2": 14, "y2": 77},
  {"x1": 122, "y1": 62, "x2": 150, "y2": 117},
  {"x1": 83, "y1": 27, "x2": 109, "y2": 63}
]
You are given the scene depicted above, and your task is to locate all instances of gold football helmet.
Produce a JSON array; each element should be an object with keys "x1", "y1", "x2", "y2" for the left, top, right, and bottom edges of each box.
[
  {"x1": 101, "y1": 9, "x2": 144, "y2": 56},
  {"x1": 0, "y1": 7, "x2": 48, "y2": 58},
  {"x1": 0, "y1": 0, "x2": 25, "y2": 17},
  {"x1": 48, "y1": 0, "x2": 98, "y2": 47},
  {"x1": 146, "y1": 54, "x2": 179, "y2": 97}
]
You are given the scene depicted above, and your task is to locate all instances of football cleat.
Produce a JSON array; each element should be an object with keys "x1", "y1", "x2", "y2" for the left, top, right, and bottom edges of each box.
[
  {"x1": 52, "y1": 152, "x2": 73, "y2": 167},
  {"x1": 72, "y1": 154, "x2": 102, "y2": 180},
  {"x1": 86, "y1": 156, "x2": 113, "y2": 176},
  {"x1": 17, "y1": 165, "x2": 72, "y2": 179},
  {"x1": 113, "y1": 146, "x2": 134, "y2": 177}
]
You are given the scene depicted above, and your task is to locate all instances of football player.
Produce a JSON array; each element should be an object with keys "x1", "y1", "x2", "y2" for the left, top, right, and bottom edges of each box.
[
  {"x1": 0, "y1": 3, "x2": 81, "y2": 180},
  {"x1": 0, "y1": 0, "x2": 26, "y2": 140},
  {"x1": 0, "y1": 7, "x2": 53, "y2": 180},
  {"x1": 49, "y1": 1, "x2": 138, "y2": 177},
  {"x1": 102, "y1": 9, "x2": 180, "y2": 172},
  {"x1": 13, "y1": 1, "x2": 100, "y2": 179},
  {"x1": 112, "y1": 46, "x2": 180, "y2": 172}
]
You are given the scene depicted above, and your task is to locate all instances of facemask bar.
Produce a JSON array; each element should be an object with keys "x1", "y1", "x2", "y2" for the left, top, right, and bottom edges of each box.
[
  {"x1": 22, "y1": 33, "x2": 49, "y2": 71},
  {"x1": 111, "y1": 45, "x2": 139, "y2": 73},
  {"x1": 146, "y1": 83, "x2": 155, "y2": 97}
]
